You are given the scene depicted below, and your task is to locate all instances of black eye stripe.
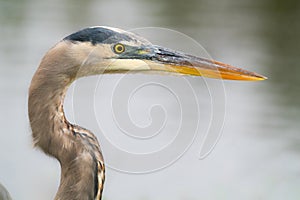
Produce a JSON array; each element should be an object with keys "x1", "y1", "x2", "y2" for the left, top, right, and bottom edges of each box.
[{"x1": 63, "y1": 27, "x2": 133, "y2": 45}]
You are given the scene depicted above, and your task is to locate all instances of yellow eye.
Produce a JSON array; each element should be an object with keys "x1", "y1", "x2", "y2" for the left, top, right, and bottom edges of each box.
[{"x1": 113, "y1": 43, "x2": 125, "y2": 54}]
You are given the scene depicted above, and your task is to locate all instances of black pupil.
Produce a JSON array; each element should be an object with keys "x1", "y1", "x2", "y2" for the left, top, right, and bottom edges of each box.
[{"x1": 117, "y1": 45, "x2": 123, "y2": 52}]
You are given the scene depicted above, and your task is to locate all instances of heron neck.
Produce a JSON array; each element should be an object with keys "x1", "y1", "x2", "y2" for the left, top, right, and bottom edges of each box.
[
  {"x1": 28, "y1": 70, "x2": 71, "y2": 157},
  {"x1": 28, "y1": 61, "x2": 105, "y2": 200}
]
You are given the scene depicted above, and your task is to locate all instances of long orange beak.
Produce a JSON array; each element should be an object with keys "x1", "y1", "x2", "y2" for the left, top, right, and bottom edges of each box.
[
  {"x1": 120, "y1": 45, "x2": 267, "y2": 81},
  {"x1": 144, "y1": 45, "x2": 267, "y2": 81}
]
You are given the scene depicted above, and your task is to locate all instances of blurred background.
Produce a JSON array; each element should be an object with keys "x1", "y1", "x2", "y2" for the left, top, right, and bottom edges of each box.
[{"x1": 0, "y1": 0, "x2": 300, "y2": 199}]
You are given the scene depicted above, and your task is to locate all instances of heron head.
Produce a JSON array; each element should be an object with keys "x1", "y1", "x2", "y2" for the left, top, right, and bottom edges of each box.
[{"x1": 59, "y1": 26, "x2": 266, "y2": 81}]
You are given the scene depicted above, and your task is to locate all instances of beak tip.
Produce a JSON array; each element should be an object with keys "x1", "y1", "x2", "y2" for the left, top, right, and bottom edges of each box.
[{"x1": 254, "y1": 73, "x2": 268, "y2": 81}]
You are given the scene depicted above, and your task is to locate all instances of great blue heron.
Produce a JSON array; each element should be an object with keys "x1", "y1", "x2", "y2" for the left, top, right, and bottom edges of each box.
[{"x1": 3, "y1": 26, "x2": 266, "y2": 200}]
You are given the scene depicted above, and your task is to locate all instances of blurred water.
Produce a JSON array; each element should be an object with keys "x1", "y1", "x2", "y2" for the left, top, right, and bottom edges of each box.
[{"x1": 0, "y1": 0, "x2": 300, "y2": 199}]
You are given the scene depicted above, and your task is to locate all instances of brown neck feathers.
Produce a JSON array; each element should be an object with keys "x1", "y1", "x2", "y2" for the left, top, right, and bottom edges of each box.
[{"x1": 28, "y1": 46, "x2": 105, "y2": 200}]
